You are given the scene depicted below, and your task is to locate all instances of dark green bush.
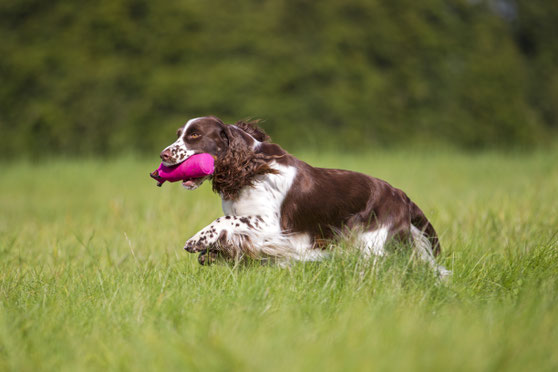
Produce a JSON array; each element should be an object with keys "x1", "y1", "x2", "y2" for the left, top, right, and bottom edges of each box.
[{"x1": 1, "y1": 0, "x2": 556, "y2": 156}]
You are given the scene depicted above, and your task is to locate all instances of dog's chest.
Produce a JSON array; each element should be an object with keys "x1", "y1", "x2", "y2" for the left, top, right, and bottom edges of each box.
[{"x1": 221, "y1": 163, "x2": 297, "y2": 218}]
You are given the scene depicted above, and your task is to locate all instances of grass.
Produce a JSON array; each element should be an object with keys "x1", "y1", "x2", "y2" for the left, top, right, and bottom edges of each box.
[{"x1": 1, "y1": 149, "x2": 557, "y2": 371}]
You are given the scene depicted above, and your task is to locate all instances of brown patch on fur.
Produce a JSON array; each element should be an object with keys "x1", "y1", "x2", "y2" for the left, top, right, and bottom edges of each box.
[
  {"x1": 239, "y1": 217, "x2": 253, "y2": 228},
  {"x1": 279, "y1": 158, "x2": 373, "y2": 241}
]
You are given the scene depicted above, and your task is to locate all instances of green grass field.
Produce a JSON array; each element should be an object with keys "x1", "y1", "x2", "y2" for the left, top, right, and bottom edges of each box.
[{"x1": 1, "y1": 150, "x2": 557, "y2": 371}]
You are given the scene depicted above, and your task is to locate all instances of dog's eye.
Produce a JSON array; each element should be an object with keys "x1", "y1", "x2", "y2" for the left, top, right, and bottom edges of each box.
[{"x1": 188, "y1": 133, "x2": 201, "y2": 139}]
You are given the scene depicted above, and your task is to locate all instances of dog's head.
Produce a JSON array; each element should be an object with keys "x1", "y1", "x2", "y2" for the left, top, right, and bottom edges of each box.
[
  {"x1": 160, "y1": 116, "x2": 227, "y2": 165},
  {"x1": 159, "y1": 116, "x2": 275, "y2": 195}
]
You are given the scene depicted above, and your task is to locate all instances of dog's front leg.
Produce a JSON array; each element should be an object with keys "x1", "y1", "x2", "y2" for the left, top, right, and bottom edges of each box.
[{"x1": 184, "y1": 215, "x2": 265, "y2": 260}]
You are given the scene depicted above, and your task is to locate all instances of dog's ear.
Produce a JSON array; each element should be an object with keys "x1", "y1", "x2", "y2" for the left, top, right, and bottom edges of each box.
[
  {"x1": 235, "y1": 120, "x2": 270, "y2": 142},
  {"x1": 219, "y1": 126, "x2": 229, "y2": 146},
  {"x1": 216, "y1": 124, "x2": 240, "y2": 157},
  {"x1": 215, "y1": 123, "x2": 235, "y2": 156},
  {"x1": 217, "y1": 125, "x2": 244, "y2": 161},
  {"x1": 212, "y1": 125, "x2": 276, "y2": 200}
]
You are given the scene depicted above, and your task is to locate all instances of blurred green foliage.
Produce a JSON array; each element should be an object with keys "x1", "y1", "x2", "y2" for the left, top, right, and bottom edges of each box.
[{"x1": 1, "y1": 0, "x2": 557, "y2": 156}]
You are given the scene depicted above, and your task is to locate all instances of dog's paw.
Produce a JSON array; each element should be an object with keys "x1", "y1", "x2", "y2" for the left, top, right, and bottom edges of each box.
[
  {"x1": 198, "y1": 250, "x2": 218, "y2": 266},
  {"x1": 184, "y1": 237, "x2": 207, "y2": 253},
  {"x1": 184, "y1": 224, "x2": 223, "y2": 253}
]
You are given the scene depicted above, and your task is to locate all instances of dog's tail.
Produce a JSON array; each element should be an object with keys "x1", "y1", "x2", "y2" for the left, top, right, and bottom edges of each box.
[{"x1": 410, "y1": 202, "x2": 441, "y2": 256}]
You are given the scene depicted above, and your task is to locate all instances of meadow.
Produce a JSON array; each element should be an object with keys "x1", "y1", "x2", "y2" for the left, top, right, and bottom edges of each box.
[{"x1": 0, "y1": 149, "x2": 557, "y2": 371}]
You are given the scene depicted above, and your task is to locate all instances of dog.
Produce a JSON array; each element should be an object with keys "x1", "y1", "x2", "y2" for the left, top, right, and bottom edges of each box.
[{"x1": 159, "y1": 116, "x2": 449, "y2": 276}]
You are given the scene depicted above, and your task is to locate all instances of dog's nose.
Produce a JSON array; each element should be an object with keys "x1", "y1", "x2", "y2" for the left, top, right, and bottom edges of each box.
[{"x1": 160, "y1": 149, "x2": 172, "y2": 162}]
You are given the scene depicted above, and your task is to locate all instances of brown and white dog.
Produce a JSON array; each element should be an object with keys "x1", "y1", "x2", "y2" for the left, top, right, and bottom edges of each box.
[{"x1": 159, "y1": 116, "x2": 449, "y2": 276}]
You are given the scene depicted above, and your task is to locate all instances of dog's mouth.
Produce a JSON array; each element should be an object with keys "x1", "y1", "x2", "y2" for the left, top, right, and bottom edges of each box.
[
  {"x1": 182, "y1": 178, "x2": 198, "y2": 188},
  {"x1": 153, "y1": 152, "x2": 214, "y2": 190},
  {"x1": 182, "y1": 176, "x2": 208, "y2": 190}
]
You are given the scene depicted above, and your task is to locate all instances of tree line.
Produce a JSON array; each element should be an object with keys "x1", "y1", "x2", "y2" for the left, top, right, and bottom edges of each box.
[{"x1": 1, "y1": 0, "x2": 557, "y2": 157}]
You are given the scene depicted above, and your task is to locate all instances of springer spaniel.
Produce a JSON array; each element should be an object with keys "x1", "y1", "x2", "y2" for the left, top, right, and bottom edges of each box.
[{"x1": 160, "y1": 116, "x2": 449, "y2": 276}]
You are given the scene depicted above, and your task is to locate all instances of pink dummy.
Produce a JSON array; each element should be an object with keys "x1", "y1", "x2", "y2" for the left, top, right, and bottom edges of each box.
[{"x1": 150, "y1": 153, "x2": 215, "y2": 187}]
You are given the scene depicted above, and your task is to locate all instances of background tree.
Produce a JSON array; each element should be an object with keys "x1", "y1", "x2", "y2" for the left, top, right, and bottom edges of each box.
[{"x1": 0, "y1": 0, "x2": 556, "y2": 157}]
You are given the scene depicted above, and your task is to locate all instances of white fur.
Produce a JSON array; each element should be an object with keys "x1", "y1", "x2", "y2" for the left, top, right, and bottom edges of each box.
[
  {"x1": 221, "y1": 161, "x2": 295, "y2": 217},
  {"x1": 411, "y1": 225, "x2": 451, "y2": 279},
  {"x1": 357, "y1": 227, "x2": 389, "y2": 257}
]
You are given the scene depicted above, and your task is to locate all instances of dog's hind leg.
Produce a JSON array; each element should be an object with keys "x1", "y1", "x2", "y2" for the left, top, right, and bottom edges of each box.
[{"x1": 356, "y1": 226, "x2": 390, "y2": 257}]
